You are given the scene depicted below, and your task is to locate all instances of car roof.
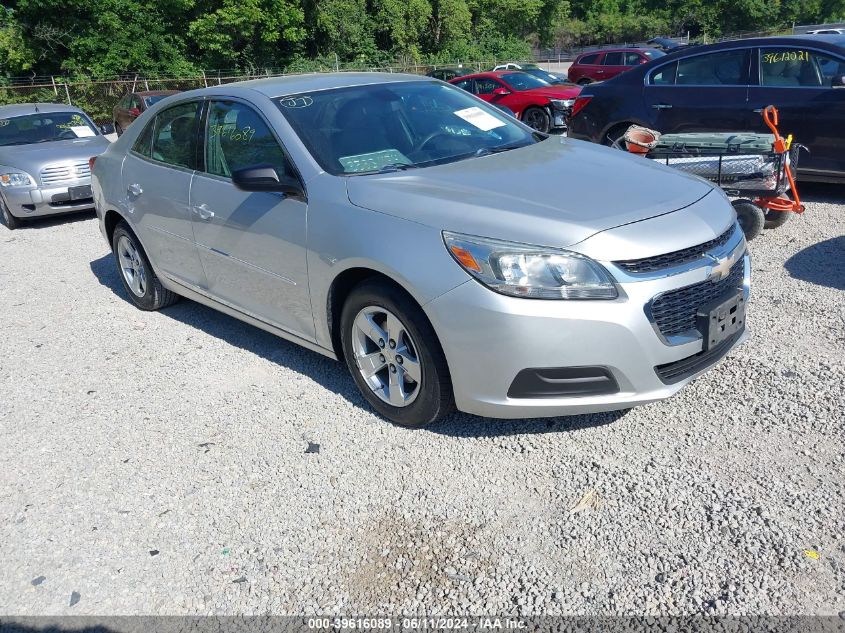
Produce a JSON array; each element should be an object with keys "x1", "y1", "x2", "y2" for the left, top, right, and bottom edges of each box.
[
  {"x1": 657, "y1": 35, "x2": 845, "y2": 60},
  {"x1": 578, "y1": 47, "x2": 657, "y2": 56},
  {"x1": 455, "y1": 71, "x2": 526, "y2": 80},
  {"x1": 0, "y1": 103, "x2": 87, "y2": 117},
  {"x1": 166, "y1": 72, "x2": 427, "y2": 101},
  {"x1": 135, "y1": 90, "x2": 180, "y2": 97}
]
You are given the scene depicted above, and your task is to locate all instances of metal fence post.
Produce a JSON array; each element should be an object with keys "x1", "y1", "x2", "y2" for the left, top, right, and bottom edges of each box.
[{"x1": 63, "y1": 83, "x2": 72, "y2": 105}]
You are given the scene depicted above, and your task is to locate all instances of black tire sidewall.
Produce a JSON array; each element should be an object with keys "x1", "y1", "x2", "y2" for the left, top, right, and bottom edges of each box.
[
  {"x1": 340, "y1": 280, "x2": 453, "y2": 428},
  {"x1": 764, "y1": 209, "x2": 791, "y2": 229},
  {"x1": 733, "y1": 200, "x2": 765, "y2": 241},
  {"x1": 112, "y1": 224, "x2": 158, "y2": 309},
  {"x1": 0, "y1": 194, "x2": 19, "y2": 229}
]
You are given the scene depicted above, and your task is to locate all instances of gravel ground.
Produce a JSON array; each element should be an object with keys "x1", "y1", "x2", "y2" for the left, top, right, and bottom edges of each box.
[{"x1": 0, "y1": 186, "x2": 843, "y2": 617}]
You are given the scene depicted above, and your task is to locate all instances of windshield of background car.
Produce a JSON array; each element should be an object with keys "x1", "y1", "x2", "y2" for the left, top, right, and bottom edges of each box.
[
  {"x1": 276, "y1": 81, "x2": 538, "y2": 175},
  {"x1": 643, "y1": 50, "x2": 666, "y2": 59},
  {"x1": 526, "y1": 69, "x2": 561, "y2": 82},
  {"x1": 143, "y1": 95, "x2": 171, "y2": 107},
  {"x1": 0, "y1": 112, "x2": 98, "y2": 146},
  {"x1": 500, "y1": 72, "x2": 552, "y2": 90}
]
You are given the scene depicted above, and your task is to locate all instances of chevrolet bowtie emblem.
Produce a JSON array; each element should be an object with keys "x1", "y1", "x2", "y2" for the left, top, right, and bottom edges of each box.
[{"x1": 706, "y1": 246, "x2": 740, "y2": 281}]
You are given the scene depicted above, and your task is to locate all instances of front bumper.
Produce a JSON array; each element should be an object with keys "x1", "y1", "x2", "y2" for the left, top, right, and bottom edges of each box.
[
  {"x1": 2, "y1": 179, "x2": 95, "y2": 219},
  {"x1": 425, "y1": 244, "x2": 750, "y2": 419}
]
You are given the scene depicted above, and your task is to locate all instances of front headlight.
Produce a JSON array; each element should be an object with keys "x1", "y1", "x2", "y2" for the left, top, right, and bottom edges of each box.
[
  {"x1": 0, "y1": 172, "x2": 35, "y2": 187},
  {"x1": 550, "y1": 99, "x2": 576, "y2": 111},
  {"x1": 443, "y1": 231, "x2": 618, "y2": 300}
]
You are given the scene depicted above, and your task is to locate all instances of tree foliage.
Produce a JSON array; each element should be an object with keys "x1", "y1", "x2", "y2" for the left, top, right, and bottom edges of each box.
[{"x1": 0, "y1": 0, "x2": 843, "y2": 78}]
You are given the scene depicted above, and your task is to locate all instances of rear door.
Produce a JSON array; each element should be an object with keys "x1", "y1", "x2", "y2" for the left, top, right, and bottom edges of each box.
[
  {"x1": 121, "y1": 100, "x2": 206, "y2": 288},
  {"x1": 748, "y1": 45, "x2": 845, "y2": 176},
  {"x1": 600, "y1": 51, "x2": 628, "y2": 81},
  {"x1": 571, "y1": 53, "x2": 603, "y2": 83},
  {"x1": 643, "y1": 48, "x2": 754, "y2": 133},
  {"x1": 189, "y1": 98, "x2": 314, "y2": 340}
]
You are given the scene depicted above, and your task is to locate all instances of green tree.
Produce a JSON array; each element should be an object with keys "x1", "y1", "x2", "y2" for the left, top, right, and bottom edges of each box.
[{"x1": 0, "y1": 8, "x2": 36, "y2": 76}]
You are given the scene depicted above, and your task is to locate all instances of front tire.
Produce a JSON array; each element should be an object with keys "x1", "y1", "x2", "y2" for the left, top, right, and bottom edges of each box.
[
  {"x1": 340, "y1": 279, "x2": 454, "y2": 428},
  {"x1": 114, "y1": 122, "x2": 123, "y2": 137},
  {"x1": 0, "y1": 195, "x2": 21, "y2": 230},
  {"x1": 111, "y1": 222, "x2": 179, "y2": 310},
  {"x1": 522, "y1": 106, "x2": 551, "y2": 134},
  {"x1": 732, "y1": 200, "x2": 765, "y2": 241}
]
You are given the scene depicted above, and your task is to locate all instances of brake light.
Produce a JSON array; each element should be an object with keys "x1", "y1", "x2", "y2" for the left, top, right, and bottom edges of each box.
[
  {"x1": 570, "y1": 96, "x2": 593, "y2": 119},
  {"x1": 88, "y1": 156, "x2": 97, "y2": 172}
]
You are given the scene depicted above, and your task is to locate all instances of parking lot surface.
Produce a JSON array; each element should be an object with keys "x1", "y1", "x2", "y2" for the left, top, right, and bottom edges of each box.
[{"x1": 1, "y1": 187, "x2": 843, "y2": 616}]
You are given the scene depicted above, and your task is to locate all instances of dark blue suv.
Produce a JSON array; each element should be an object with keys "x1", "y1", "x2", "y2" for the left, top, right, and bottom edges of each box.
[{"x1": 568, "y1": 36, "x2": 845, "y2": 182}]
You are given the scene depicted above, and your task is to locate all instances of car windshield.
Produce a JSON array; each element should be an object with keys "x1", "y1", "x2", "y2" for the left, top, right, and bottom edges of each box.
[
  {"x1": 644, "y1": 50, "x2": 666, "y2": 59},
  {"x1": 525, "y1": 68, "x2": 562, "y2": 83},
  {"x1": 276, "y1": 80, "x2": 538, "y2": 176},
  {"x1": 500, "y1": 72, "x2": 552, "y2": 90},
  {"x1": 0, "y1": 112, "x2": 98, "y2": 146},
  {"x1": 143, "y1": 95, "x2": 171, "y2": 107}
]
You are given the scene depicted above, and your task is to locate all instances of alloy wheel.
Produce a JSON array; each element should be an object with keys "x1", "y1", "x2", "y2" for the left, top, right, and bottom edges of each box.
[
  {"x1": 523, "y1": 109, "x2": 549, "y2": 133},
  {"x1": 351, "y1": 306, "x2": 422, "y2": 407},
  {"x1": 117, "y1": 235, "x2": 147, "y2": 297}
]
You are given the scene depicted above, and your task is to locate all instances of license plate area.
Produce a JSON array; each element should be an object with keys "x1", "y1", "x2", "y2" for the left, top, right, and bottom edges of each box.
[
  {"x1": 697, "y1": 291, "x2": 746, "y2": 351},
  {"x1": 68, "y1": 184, "x2": 92, "y2": 200}
]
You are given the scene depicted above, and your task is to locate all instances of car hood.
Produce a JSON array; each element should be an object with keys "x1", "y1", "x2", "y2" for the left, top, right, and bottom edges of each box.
[
  {"x1": 522, "y1": 85, "x2": 581, "y2": 99},
  {"x1": 345, "y1": 136, "x2": 714, "y2": 247},
  {"x1": 0, "y1": 136, "x2": 111, "y2": 174}
]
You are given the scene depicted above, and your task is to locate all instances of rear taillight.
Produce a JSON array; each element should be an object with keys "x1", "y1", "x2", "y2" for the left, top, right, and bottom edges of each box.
[
  {"x1": 570, "y1": 96, "x2": 593, "y2": 119},
  {"x1": 88, "y1": 156, "x2": 97, "y2": 172}
]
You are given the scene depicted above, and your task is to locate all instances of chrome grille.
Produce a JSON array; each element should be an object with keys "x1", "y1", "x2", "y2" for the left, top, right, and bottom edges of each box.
[
  {"x1": 40, "y1": 161, "x2": 91, "y2": 185},
  {"x1": 649, "y1": 259, "x2": 745, "y2": 338},
  {"x1": 615, "y1": 225, "x2": 735, "y2": 274}
]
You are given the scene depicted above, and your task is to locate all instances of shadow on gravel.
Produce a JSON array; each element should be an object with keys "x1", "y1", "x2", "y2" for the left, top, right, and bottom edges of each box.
[
  {"x1": 796, "y1": 181, "x2": 845, "y2": 204},
  {"x1": 90, "y1": 254, "x2": 629, "y2": 436},
  {"x1": 784, "y1": 235, "x2": 845, "y2": 291},
  {"x1": 13, "y1": 209, "x2": 96, "y2": 230}
]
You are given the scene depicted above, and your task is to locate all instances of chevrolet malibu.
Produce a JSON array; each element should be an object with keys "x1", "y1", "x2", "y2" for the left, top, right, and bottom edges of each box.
[
  {"x1": 92, "y1": 73, "x2": 750, "y2": 428},
  {"x1": 1, "y1": 103, "x2": 113, "y2": 229}
]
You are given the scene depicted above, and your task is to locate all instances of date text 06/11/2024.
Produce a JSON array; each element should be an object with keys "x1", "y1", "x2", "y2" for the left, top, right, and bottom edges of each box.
[{"x1": 306, "y1": 618, "x2": 529, "y2": 630}]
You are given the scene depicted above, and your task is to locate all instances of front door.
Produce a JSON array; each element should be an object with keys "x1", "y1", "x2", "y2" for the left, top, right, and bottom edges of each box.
[
  {"x1": 189, "y1": 99, "x2": 314, "y2": 340},
  {"x1": 644, "y1": 48, "x2": 753, "y2": 133},
  {"x1": 748, "y1": 45, "x2": 845, "y2": 176},
  {"x1": 121, "y1": 100, "x2": 206, "y2": 288}
]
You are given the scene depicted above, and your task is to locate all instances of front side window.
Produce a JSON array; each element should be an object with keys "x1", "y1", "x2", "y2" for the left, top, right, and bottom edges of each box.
[
  {"x1": 675, "y1": 49, "x2": 750, "y2": 85},
  {"x1": 0, "y1": 111, "x2": 98, "y2": 146},
  {"x1": 204, "y1": 100, "x2": 294, "y2": 179},
  {"x1": 760, "y1": 47, "x2": 845, "y2": 87},
  {"x1": 276, "y1": 80, "x2": 537, "y2": 175},
  {"x1": 650, "y1": 62, "x2": 678, "y2": 85},
  {"x1": 475, "y1": 78, "x2": 503, "y2": 95},
  {"x1": 150, "y1": 101, "x2": 200, "y2": 169},
  {"x1": 579, "y1": 53, "x2": 600, "y2": 65},
  {"x1": 625, "y1": 52, "x2": 645, "y2": 65}
]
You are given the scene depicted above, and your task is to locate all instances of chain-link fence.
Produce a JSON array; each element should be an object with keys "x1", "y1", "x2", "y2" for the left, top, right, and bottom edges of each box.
[{"x1": 0, "y1": 61, "x2": 500, "y2": 124}]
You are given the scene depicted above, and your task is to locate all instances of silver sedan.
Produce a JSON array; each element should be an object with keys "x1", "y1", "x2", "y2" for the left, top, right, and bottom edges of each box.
[{"x1": 92, "y1": 73, "x2": 749, "y2": 427}]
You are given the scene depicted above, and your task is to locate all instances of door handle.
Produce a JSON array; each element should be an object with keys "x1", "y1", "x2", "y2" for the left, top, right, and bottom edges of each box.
[
  {"x1": 651, "y1": 103, "x2": 673, "y2": 110},
  {"x1": 753, "y1": 108, "x2": 764, "y2": 113},
  {"x1": 194, "y1": 204, "x2": 215, "y2": 220},
  {"x1": 127, "y1": 183, "x2": 143, "y2": 197}
]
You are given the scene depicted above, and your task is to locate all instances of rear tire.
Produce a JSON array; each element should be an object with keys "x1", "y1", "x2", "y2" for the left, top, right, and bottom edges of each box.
[
  {"x1": 111, "y1": 222, "x2": 179, "y2": 310},
  {"x1": 764, "y1": 209, "x2": 791, "y2": 229},
  {"x1": 340, "y1": 279, "x2": 454, "y2": 428},
  {"x1": 732, "y1": 200, "x2": 765, "y2": 241},
  {"x1": 522, "y1": 106, "x2": 551, "y2": 134},
  {"x1": 0, "y1": 195, "x2": 21, "y2": 230}
]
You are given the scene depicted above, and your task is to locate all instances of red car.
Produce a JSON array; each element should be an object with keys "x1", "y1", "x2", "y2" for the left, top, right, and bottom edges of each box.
[
  {"x1": 567, "y1": 48, "x2": 665, "y2": 85},
  {"x1": 449, "y1": 71, "x2": 581, "y2": 133},
  {"x1": 112, "y1": 90, "x2": 180, "y2": 136}
]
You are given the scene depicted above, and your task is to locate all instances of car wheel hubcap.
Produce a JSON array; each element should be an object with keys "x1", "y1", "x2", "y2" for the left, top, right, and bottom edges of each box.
[
  {"x1": 524, "y1": 110, "x2": 547, "y2": 131},
  {"x1": 352, "y1": 307, "x2": 421, "y2": 407},
  {"x1": 117, "y1": 235, "x2": 147, "y2": 297}
]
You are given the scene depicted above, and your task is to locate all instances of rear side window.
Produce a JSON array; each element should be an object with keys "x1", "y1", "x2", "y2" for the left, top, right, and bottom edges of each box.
[
  {"x1": 625, "y1": 52, "x2": 644, "y2": 65},
  {"x1": 204, "y1": 100, "x2": 295, "y2": 179},
  {"x1": 760, "y1": 48, "x2": 845, "y2": 87},
  {"x1": 579, "y1": 53, "x2": 600, "y2": 65},
  {"x1": 650, "y1": 62, "x2": 678, "y2": 85},
  {"x1": 675, "y1": 50, "x2": 750, "y2": 85},
  {"x1": 150, "y1": 101, "x2": 200, "y2": 169},
  {"x1": 603, "y1": 52, "x2": 625, "y2": 66},
  {"x1": 132, "y1": 118, "x2": 155, "y2": 157}
]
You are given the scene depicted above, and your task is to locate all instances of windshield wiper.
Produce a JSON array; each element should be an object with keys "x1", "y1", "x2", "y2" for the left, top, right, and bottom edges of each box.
[
  {"x1": 373, "y1": 163, "x2": 417, "y2": 173},
  {"x1": 475, "y1": 142, "x2": 529, "y2": 157}
]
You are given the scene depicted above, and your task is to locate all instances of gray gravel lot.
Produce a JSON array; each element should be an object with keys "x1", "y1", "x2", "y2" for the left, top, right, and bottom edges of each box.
[{"x1": 0, "y1": 186, "x2": 843, "y2": 616}]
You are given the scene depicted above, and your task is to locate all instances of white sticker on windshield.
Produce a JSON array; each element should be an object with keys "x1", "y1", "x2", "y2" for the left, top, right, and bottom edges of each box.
[
  {"x1": 454, "y1": 107, "x2": 507, "y2": 131},
  {"x1": 71, "y1": 126, "x2": 95, "y2": 138}
]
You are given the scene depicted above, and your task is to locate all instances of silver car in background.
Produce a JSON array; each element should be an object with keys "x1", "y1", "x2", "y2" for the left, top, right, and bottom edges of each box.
[
  {"x1": 0, "y1": 103, "x2": 112, "y2": 229},
  {"x1": 92, "y1": 73, "x2": 749, "y2": 428}
]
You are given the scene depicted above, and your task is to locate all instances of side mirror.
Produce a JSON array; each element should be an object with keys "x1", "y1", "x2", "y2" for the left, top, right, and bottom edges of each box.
[
  {"x1": 129, "y1": 108, "x2": 142, "y2": 117},
  {"x1": 232, "y1": 164, "x2": 304, "y2": 197},
  {"x1": 99, "y1": 123, "x2": 115, "y2": 135},
  {"x1": 832, "y1": 75, "x2": 845, "y2": 88},
  {"x1": 492, "y1": 87, "x2": 511, "y2": 96}
]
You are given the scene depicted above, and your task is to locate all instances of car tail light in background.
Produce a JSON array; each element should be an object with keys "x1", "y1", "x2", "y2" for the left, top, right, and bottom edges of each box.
[
  {"x1": 570, "y1": 96, "x2": 593, "y2": 119},
  {"x1": 129, "y1": 108, "x2": 141, "y2": 117},
  {"x1": 88, "y1": 157, "x2": 97, "y2": 172}
]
